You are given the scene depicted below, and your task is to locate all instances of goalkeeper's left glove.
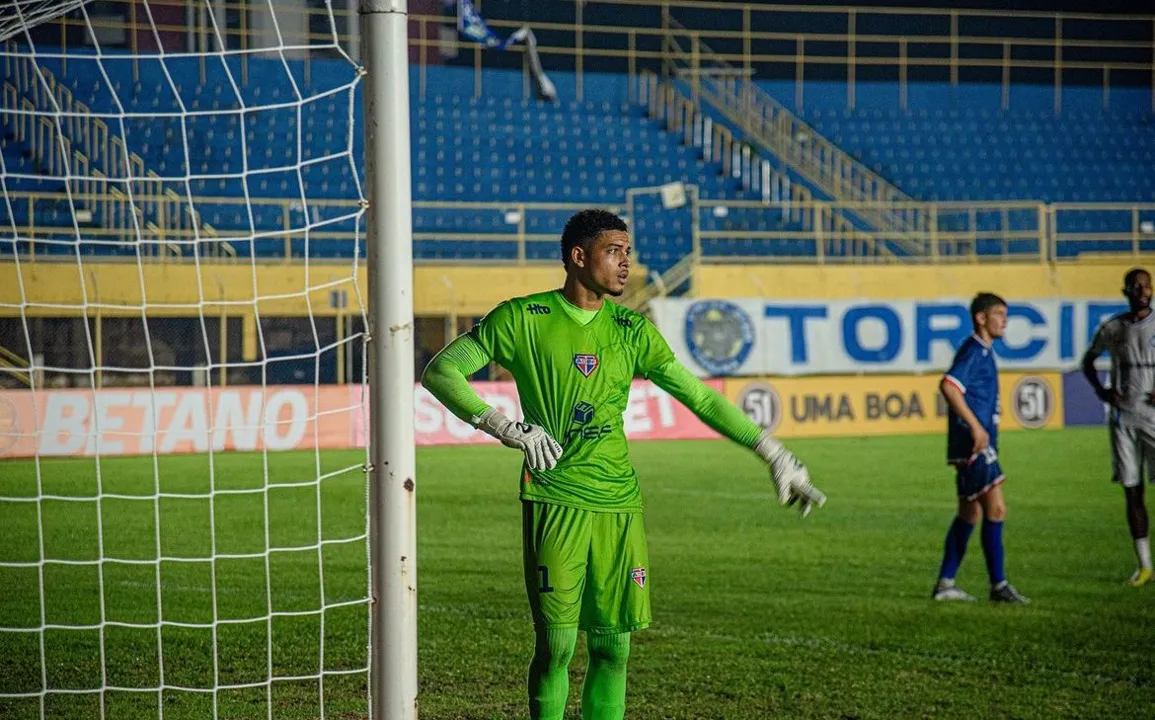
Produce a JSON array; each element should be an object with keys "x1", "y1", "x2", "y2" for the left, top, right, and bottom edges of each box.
[{"x1": 754, "y1": 432, "x2": 826, "y2": 518}]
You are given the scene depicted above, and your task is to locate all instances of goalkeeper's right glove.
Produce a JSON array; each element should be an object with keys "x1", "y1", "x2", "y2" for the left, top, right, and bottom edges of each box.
[
  {"x1": 474, "y1": 407, "x2": 563, "y2": 472},
  {"x1": 753, "y1": 432, "x2": 826, "y2": 518}
]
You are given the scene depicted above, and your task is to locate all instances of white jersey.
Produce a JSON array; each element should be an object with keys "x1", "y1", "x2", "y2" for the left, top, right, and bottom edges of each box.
[{"x1": 1089, "y1": 311, "x2": 1155, "y2": 423}]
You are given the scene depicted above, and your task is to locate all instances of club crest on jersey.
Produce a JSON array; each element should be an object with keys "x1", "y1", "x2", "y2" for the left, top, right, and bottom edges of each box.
[
  {"x1": 630, "y1": 567, "x2": 647, "y2": 589},
  {"x1": 573, "y1": 354, "x2": 599, "y2": 377}
]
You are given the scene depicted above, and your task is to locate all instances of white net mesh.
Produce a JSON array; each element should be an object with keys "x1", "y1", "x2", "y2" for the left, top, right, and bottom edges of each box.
[
  {"x1": 0, "y1": 1, "x2": 93, "y2": 45},
  {"x1": 0, "y1": 1, "x2": 371, "y2": 718}
]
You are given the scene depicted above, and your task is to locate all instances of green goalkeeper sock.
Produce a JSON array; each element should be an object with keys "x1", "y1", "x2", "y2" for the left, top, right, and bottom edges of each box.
[
  {"x1": 528, "y1": 626, "x2": 577, "y2": 720},
  {"x1": 581, "y1": 632, "x2": 631, "y2": 720}
]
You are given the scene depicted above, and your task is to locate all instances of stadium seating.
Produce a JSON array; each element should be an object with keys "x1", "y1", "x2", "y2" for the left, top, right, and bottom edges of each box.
[
  {"x1": 2, "y1": 57, "x2": 772, "y2": 268},
  {"x1": 775, "y1": 81, "x2": 1155, "y2": 258},
  {"x1": 4, "y1": 55, "x2": 1154, "y2": 263},
  {"x1": 799, "y1": 105, "x2": 1155, "y2": 203}
]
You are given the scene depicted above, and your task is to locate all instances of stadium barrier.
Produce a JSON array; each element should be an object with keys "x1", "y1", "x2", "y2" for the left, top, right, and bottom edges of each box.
[
  {"x1": 36, "y1": 1, "x2": 1155, "y2": 111},
  {"x1": 0, "y1": 380, "x2": 724, "y2": 458},
  {"x1": 723, "y1": 372, "x2": 1063, "y2": 439},
  {"x1": 1062, "y1": 370, "x2": 1110, "y2": 428},
  {"x1": 652, "y1": 297, "x2": 1125, "y2": 377},
  {"x1": 0, "y1": 385, "x2": 363, "y2": 458},
  {"x1": 413, "y1": 380, "x2": 724, "y2": 445},
  {"x1": 2, "y1": 373, "x2": 1066, "y2": 458}
]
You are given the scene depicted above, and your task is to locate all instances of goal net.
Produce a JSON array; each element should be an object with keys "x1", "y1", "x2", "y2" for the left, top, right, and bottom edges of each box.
[{"x1": 0, "y1": 1, "x2": 371, "y2": 718}]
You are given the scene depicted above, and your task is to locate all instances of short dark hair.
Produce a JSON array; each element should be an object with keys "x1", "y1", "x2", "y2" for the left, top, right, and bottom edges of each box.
[
  {"x1": 970, "y1": 292, "x2": 1007, "y2": 330},
  {"x1": 560, "y1": 209, "x2": 627, "y2": 268},
  {"x1": 1124, "y1": 267, "x2": 1150, "y2": 291}
]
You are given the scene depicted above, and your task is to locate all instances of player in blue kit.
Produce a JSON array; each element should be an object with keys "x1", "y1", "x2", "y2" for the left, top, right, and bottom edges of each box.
[{"x1": 932, "y1": 293, "x2": 1030, "y2": 603}]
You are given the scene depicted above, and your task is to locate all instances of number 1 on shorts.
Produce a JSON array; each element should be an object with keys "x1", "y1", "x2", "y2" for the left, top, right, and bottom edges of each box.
[{"x1": 537, "y1": 565, "x2": 554, "y2": 593}]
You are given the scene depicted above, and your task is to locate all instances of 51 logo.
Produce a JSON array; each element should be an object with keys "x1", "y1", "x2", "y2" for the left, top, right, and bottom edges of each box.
[
  {"x1": 1011, "y1": 376, "x2": 1053, "y2": 429},
  {"x1": 737, "y1": 382, "x2": 782, "y2": 433}
]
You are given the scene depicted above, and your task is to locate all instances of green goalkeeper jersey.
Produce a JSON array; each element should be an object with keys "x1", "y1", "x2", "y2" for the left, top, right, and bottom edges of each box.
[{"x1": 422, "y1": 290, "x2": 764, "y2": 512}]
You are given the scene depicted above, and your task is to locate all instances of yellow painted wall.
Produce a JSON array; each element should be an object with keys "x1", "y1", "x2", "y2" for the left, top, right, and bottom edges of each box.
[
  {"x1": 0, "y1": 261, "x2": 566, "y2": 317},
  {"x1": 413, "y1": 265, "x2": 566, "y2": 316},
  {"x1": 693, "y1": 262, "x2": 1142, "y2": 300},
  {"x1": 3, "y1": 259, "x2": 1144, "y2": 320}
]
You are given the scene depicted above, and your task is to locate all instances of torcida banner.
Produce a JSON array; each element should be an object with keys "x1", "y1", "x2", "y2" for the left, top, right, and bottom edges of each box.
[{"x1": 650, "y1": 297, "x2": 1125, "y2": 377}]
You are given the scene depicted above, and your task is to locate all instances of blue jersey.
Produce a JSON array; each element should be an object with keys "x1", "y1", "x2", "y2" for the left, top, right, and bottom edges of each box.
[{"x1": 943, "y1": 335, "x2": 1000, "y2": 463}]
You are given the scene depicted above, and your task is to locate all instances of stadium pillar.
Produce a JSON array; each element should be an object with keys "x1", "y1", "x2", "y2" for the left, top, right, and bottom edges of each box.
[{"x1": 360, "y1": 2, "x2": 418, "y2": 719}]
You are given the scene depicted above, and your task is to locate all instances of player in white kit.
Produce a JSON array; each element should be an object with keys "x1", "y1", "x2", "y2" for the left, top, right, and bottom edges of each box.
[{"x1": 1081, "y1": 268, "x2": 1154, "y2": 587}]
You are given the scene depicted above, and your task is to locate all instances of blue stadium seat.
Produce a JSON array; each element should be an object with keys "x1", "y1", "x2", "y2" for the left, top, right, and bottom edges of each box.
[
  {"x1": 805, "y1": 106, "x2": 1155, "y2": 219},
  {"x1": 11, "y1": 54, "x2": 1150, "y2": 264}
]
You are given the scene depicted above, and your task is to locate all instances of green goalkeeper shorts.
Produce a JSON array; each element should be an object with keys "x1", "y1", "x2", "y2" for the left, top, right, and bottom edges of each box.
[{"x1": 521, "y1": 500, "x2": 651, "y2": 635}]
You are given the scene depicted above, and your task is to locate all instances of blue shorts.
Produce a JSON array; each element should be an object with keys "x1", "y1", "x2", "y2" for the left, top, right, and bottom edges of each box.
[{"x1": 951, "y1": 447, "x2": 1005, "y2": 501}]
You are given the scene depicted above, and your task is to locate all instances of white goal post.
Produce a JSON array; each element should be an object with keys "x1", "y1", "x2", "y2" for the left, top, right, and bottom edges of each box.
[{"x1": 359, "y1": 1, "x2": 417, "y2": 719}]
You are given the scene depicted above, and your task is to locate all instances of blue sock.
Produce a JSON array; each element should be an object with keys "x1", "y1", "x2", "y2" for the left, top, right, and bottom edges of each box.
[
  {"x1": 981, "y1": 519, "x2": 1006, "y2": 586},
  {"x1": 938, "y1": 516, "x2": 975, "y2": 581}
]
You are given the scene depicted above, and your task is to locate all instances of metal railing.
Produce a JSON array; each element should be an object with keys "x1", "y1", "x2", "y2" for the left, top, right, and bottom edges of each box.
[
  {"x1": 657, "y1": 23, "x2": 928, "y2": 252},
  {"x1": 4, "y1": 1, "x2": 1154, "y2": 272},
  {"x1": 639, "y1": 69, "x2": 897, "y2": 262},
  {"x1": 1, "y1": 191, "x2": 624, "y2": 264},
  {"x1": 0, "y1": 343, "x2": 31, "y2": 387},
  {"x1": 695, "y1": 198, "x2": 1047, "y2": 263},
  {"x1": 18, "y1": 1, "x2": 1155, "y2": 108},
  {"x1": 623, "y1": 248, "x2": 699, "y2": 312},
  {"x1": 5, "y1": 189, "x2": 1154, "y2": 265},
  {"x1": 4, "y1": 53, "x2": 155, "y2": 204},
  {"x1": 1, "y1": 189, "x2": 238, "y2": 260},
  {"x1": 1, "y1": 51, "x2": 236, "y2": 259},
  {"x1": 1048, "y1": 203, "x2": 1155, "y2": 260}
]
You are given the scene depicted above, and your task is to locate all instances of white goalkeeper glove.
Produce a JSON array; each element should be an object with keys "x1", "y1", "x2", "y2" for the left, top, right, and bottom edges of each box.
[
  {"x1": 474, "y1": 408, "x2": 563, "y2": 472},
  {"x1": 754, "y1": 433, "x2": 826, "y2": 518}
]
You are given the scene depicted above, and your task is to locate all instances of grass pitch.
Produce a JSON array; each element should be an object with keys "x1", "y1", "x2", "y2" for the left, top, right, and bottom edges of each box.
[{"x1": 2, "y1": 428, "x2": 1153, "y2": 719}]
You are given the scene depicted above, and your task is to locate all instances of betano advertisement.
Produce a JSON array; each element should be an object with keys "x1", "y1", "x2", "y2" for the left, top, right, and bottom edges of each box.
[
  {"x1": 2, "y1": 373, "x2": 1071, "y2": 458},
  {"x1": 0, "y1": 380, "x2": 726, "y2": 458},
  {"x1": 0, "y1": 385, "x2": 365, "y2": 458}
]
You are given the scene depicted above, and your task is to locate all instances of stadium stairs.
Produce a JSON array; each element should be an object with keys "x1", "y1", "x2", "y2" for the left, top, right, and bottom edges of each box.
[
  {"x1": 1, "y1": 56, "x2": 813, "y2": 275},
  {"x1": 656, "y1": 15, "x2": 1155, "y2": 262},
  {"x1": 0, "y1": 52, "x2": 232, "y2": 258},
  {"x1": 799, "y1": 100, "x2": 1155, "y2": 258}
]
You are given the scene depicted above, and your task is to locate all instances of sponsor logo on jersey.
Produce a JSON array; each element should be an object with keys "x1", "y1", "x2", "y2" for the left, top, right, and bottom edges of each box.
[
  {"x1": 573, "y1": 354, "x2": 599, "y2": 377},
  {"x1": 567, "y1": 404, "x2": 612, "y2": 444},
  {"x1": 614, "y1": 317, "x2": 633, "y2": 329},
  {"x1": 572, "y1": 401, "x2": 595, "y2": 425},
  {"x1": 525, "y1": 303, "x2": 551, "y2": 315},
  {"x1": 566, "y1": 423, "x2": 614, "y2": 444},
  {"x1": 685, "y1": 300, "x2": 755, "y2": 376},
  {"x1": 630, "y1": 567, "x2": 647, "y2": 589}
]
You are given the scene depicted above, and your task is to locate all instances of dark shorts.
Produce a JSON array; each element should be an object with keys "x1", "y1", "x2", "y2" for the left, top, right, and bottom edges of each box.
[{"x1": 951, "y1": 447, "x2": 1005, "y2": 501}]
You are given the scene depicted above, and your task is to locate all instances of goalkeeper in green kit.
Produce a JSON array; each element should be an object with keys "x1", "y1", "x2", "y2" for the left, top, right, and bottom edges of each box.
[{"x1": 421, "y1": 209, "x2": 826, "y2": 720}]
